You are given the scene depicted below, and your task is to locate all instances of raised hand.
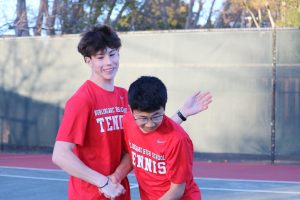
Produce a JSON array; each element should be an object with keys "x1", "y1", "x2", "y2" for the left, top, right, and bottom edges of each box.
[{"x1": 179, "y1": 91, "x2": 213, "y2": 118}]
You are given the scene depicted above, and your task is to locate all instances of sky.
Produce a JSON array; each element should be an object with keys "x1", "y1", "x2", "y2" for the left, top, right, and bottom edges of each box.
[
  {"x1": 0, "y1": 0, "x2": 39, "y2": 35},
  {"x1": 0, "y1": 0, "x2": 224, "y2": 36},
  {"x1": 190, "y1": 0, "x2": 224, "y2": 25}
]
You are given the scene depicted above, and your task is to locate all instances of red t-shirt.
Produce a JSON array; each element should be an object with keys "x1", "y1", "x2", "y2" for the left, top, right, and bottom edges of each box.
[
  {"x1": 123, "y1": 113, "x2": 201, "y2": 200},
  {"x1": 56, "y1": 80, "x2": 130, "y2": 200}
]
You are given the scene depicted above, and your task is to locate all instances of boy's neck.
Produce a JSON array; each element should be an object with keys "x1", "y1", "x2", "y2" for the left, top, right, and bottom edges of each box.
[{"x1": 89, "y1": 77, "x2": 114, "y2": 91}]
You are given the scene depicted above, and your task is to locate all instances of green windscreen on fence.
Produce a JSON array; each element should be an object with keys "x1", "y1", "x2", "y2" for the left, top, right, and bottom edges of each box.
[{"x1": 0, "y1": 28, "x2": 299, "y2": 161}]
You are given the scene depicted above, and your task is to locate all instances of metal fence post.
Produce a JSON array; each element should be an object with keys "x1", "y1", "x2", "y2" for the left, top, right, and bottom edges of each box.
[{"x1": 271, "y1": 28, "x2": 277, "y2": 164}]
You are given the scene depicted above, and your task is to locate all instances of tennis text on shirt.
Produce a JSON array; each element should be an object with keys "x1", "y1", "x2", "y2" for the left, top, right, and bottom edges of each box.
[
  {"x1": 94, "y1": 106, "x2": 127, "y2": 133},
  {"x1": 128, "y1": 141, "x2": 166, "y2": 174}
]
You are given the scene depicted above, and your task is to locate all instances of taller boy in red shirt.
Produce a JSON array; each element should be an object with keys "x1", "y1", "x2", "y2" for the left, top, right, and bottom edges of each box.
[
  {"x1": 123, "y1": 76, "x2": 201, "y2": 200},
  {"x1": 52, "y1": 25, "x2": 211, "y2": 199}
]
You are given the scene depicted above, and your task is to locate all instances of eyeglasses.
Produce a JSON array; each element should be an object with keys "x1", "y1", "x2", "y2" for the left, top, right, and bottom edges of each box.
[{"x1": 134, "y1": 114, "x2": 164, "y2": 125}]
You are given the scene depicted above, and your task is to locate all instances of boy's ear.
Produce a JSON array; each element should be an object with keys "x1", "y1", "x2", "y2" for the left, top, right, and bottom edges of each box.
[{"x1": 84, "y1": 56, "x2": 91, "y2": 63}]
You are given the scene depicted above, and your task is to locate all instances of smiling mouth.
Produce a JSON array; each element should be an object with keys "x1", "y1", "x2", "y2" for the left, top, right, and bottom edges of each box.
[{"x1": 103, "y1": 68, "x2": 114, "y2": 72}]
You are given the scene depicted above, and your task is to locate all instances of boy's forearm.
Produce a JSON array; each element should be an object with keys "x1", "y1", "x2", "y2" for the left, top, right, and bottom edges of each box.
[
  {"x1": 52, "y1": 141, "x2": 126, "y2": 198},
  {"x1": 172, "y1": 91, "x2": 213, "y2": 124},
  {"x1": 171, "y1": 109, "x2": 186, "y2": 124},
  {"x1": 111, "y1": 153, "x2": 132, "y2": 183},
  {"x1": 159, "y1": 182, "x2": 186, "y2": 200},
  {"x1": 52, "y1": 141, "x2": 107, "y2": 187}
]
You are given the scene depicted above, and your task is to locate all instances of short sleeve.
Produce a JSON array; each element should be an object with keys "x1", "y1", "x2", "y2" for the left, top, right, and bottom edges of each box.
[
  {"x1": 166, "y1": 136, "x2": 194, "y2": 184},
  {"x1": 56, "y1": 97, "x2": 91, "y2": 145}
]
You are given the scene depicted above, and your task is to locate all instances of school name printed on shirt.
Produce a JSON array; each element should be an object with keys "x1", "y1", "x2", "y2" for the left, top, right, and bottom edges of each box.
[
  {"x1": 94, "y1": 106, "x2": 127, "y2": 133},
  {"x1": 129, "y1": 141, "x2": 166, "y2": 175}
]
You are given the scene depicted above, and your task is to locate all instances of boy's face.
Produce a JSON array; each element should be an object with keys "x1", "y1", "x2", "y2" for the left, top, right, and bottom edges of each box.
[
  {"x1": 132, "y1": 107, "x2": 165, "y2": 134},
  {"x1": 86, "y1": 47, "x2": 119, "y2": 81}
]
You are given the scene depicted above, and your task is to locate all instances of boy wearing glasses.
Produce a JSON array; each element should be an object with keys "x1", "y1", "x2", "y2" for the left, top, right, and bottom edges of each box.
[{"x1": 123, "y1": 76, "x2": 201, "y2": 200}]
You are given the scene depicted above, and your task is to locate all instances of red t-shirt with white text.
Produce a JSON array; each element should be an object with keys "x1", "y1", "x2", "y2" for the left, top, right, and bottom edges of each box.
[
  {"x1": 123, "y1": 113, "x2": 201, "y2": 200},
  {"x1": 56, "y1": 80, "x2": 130, "y2": 200}
]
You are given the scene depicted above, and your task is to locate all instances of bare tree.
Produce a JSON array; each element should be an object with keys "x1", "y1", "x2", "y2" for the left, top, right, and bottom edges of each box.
[
  {"x1": 34, "y1": 0, "x2": 49, "y2": 36},
  {"x1": 242, "y1": 0, "x2": 260, "y2": 28},
  {"x1": 185, "y1": 0, "x2": 195, "y2": 29},
  {"x1": 159, "y1": 0, "x2": 169, "y2": 29},
  {"x1": 266, "y1": 3, "x2": 275, "y2": 28},
  {"x1": 14, "y1": 0, "x2": 30, "y2": 36},
  {"x1": 112, "y1": 0, "x2": 132, "y2": 28},
  {"x1": 192, "y1": 0, "x2": 204, "y2": 28},
  {"x1": 47, "y1": 0, "x2": 61, "y2": 35},
  {"x1": 2, "y1": 0, "x2": 299, "y2": 36},
  {"x1": 70, "y1": 0, "x2": 85, "y2": 33},
  {"x1": 215, "y1": 0, "x2": 299, "y2": 28},
  {"x1": 204, "y1": 0, "x2": 216, "y2": 28},
  {"x1": 105, "y1": 0, "x2": 118, "y2": 25},
  {"x1": 86, "y1": 1, "x2": 105, "y2": 27}
]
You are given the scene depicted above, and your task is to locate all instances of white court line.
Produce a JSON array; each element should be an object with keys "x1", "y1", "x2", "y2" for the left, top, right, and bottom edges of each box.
[
  {"x1": 0, "y1": 155, "x2": 49, "y2": 159},
  {"x1": 0, "y1": 172, "x2": 138, "y2": 189},
  {"x1": 2, "y1": 166, "x2": 300, "y2": 184},
  {"x1": 2, "y1": 174, "x2": 299, "y2": 195},
  {"x1": 0, "y1": 165, "x2": 63, "y2": 172},
  {"x1": 0, "y1": 174, "x2": 68, "y2": 181},
  {"x1": 2, "y1": 166, "x2": 300, "y2": 194},
  {"x1": 201, "y1": 187, "x2": 300, "y2": 195}
]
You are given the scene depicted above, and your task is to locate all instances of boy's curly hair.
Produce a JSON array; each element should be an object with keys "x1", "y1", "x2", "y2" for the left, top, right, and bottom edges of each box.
[{"x1": 77, "y1": 25, "x2": 121, "y2": 58}]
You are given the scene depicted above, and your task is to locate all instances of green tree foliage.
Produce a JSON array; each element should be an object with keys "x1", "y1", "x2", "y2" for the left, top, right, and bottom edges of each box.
[
  {"x1": 2, "y1": 0, "x2": 299, "y2": 37},
  {"x1": 276, "y1": 0, "x2": 300, "y2": 27},
  {"x1": 115, "y1": 0, "x2": 189, "y2": 31}
]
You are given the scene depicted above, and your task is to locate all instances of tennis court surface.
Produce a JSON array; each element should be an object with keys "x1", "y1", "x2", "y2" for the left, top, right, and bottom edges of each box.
[{"x1": 1, "y1": 153, "x2": 300, "y2": 200}]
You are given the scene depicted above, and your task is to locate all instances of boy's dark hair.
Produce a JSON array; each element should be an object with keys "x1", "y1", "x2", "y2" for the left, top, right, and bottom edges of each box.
[
  {"x1": 77, "y1": 25, "x2": 121, "y2": 59},
  {"x1": 128, "y1": 76, "x2": 168, "y2": 112}
]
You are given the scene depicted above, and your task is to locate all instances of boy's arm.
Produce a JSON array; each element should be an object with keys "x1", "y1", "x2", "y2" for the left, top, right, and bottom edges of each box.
[
  {"x1": 52, "y1": 141, "x2": 125, "y2": 198},
  {"x1": 110, "y1": 153, "x2": 132, "y2": 183},
  {"x1": 159, "y1": 182, "x2": 186, "y2": 200},
  {"x1": 171, "y1": 91, "x2": 212, "y2": 124}
]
